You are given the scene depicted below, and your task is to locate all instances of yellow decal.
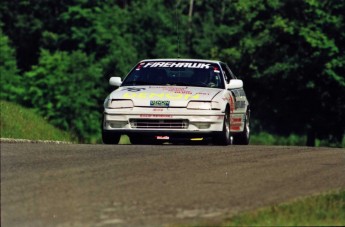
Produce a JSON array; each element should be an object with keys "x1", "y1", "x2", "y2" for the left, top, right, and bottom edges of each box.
[
  {"x1": 149, "y1": 93, "x2": 165, "y2": 99},
  {"x1": 166, "y1": 93, "x2": 183, "y2": 99},
  {"x1": 184, "y1": 94, "x2": 200, "y2": 100},
  {"x1": 123, "y1": 93, "x2": 136, "y2": 98}
]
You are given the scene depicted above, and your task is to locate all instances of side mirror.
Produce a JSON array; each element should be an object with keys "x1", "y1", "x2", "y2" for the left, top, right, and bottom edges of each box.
[
  {"x1": 109, "y1": 77, "x2": 122, "y2": 87},
  {"x1": 227, "y1": 79, "x2": 243, "y2": 90}
]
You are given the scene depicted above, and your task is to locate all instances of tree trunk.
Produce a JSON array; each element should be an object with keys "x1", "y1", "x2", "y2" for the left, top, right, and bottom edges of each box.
[{"x1": 306, "y1": 127, "x2": 315, "y2": 147}]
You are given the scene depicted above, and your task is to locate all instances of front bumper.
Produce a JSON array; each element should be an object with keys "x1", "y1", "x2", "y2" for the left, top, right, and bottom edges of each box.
[{"x1": 103, "y1": 107, "x2": 225, "y2": 134}]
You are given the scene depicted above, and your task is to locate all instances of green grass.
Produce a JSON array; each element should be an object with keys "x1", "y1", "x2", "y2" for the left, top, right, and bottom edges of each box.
[
  {"x1": 250, "y1": 131, "x2": 345, "y2": 147},
  {"x1": 0, "y1": 100, "x2": 74, "y2": 142},
  {"x1": 223, "y1": 190, "x2": 345, "y2": 226},
  {"x1": 119, "y1": 134, "x2": 131, "y2": 144},
  {"x1": 250, "y1": 132, "x2": 307, "y2": 146}
]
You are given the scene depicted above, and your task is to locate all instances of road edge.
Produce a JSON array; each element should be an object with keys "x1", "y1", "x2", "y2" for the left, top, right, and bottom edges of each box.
[{"x1": 0, "y1": 138, "x2": 73, "y2": 144}]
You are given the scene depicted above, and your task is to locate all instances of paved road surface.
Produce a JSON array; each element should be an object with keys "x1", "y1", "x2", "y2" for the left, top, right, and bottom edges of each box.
[{"x1": 1, "y1": 143, "x2": 344, "y2": 226}]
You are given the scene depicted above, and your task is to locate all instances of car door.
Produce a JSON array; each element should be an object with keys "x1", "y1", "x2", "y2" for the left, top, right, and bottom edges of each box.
[{"x1": 221, "y1": 63, "x2": 248, "y2": 113}]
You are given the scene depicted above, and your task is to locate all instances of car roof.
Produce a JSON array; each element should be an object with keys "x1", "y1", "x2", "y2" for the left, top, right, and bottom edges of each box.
[{"x1": 140, "y1": 59, "x2": 222, "y2": 64}]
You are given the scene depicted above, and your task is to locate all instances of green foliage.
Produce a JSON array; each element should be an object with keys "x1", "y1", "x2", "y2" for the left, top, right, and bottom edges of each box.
[
  {"x1": 56, "y1": 1, "x2": 137, "y2": 77},
  {"x1": 223, "y1": 190, "x2": 345, "y2": 226},
  {"x1": 0, "y1": 28, "x2": 22, "y2": 101},
  {"x1": 0, "y1": 100, "x2": 74, "y2": 142},
  {"x1": 126, "y1": 0, "x2": 182, "y2": 59},
  {"x1": 225, "y1": 0, "x2": 345, "y2": 145},
  {"x1": 251, "y1": 132, "x2": 307, "y2": 146},
  {"x1": 23, "y1": 50, "x2": 102, "y2": 142},
  {"x1": 0, "y1": 0, "x2": 344, "y2": 144}
]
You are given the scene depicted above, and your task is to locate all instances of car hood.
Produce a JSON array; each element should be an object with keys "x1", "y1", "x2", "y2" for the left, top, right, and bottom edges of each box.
[{"x1": 109, "y1": 86, "x2": 222, "y2": 107}]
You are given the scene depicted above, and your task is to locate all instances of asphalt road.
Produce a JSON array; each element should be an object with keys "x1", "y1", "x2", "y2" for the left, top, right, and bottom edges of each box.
[{"x1": 1, "y1": 143, "x2": 344, "y2": 227}]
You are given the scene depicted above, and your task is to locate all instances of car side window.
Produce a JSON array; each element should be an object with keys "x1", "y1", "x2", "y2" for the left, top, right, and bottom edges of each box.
[
  {"x1": 220, "y1": 63, "x2": 234, "y2": 83},
  {"x1": 227, "y1": 66, "x2": 237, "y2": 80}
]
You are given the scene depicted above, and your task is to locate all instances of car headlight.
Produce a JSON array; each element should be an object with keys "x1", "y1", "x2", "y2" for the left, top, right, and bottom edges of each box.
[
  {"x1": 107, "y1": 99, "x2": 134, "y2": 109},
  {"x1": 187, "y1": 101, "x2": 221, "y2": 110}
]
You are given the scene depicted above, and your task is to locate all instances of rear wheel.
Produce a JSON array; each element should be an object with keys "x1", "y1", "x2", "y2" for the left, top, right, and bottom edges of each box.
[
  {"x1": 213, "y1": 110, "x2": 231, "y2": 145},
  {"x1": 233, "y1": 112, "x2": 250, "y2": 145}
]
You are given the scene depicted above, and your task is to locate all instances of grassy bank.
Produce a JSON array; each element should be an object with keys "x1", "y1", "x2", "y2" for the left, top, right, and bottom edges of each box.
[
  {"x1": 250, "y1": 131, "x2": 345, "y2": 147},
  {"x1": 222, "y1": 190, "x2": 345, "y2": 226},
  {"x1": 0, "y1": 100, "x2": 74, "y2": 142}
]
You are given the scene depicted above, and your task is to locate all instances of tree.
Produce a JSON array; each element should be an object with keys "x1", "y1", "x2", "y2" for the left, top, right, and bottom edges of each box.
[
  {"x1": 125, "y1": 0, "x2": 186, "y2": 59},
  {"x1": 212, "y1": 0, "x2": 345, "y2": 146},
  {"x1": 1, "y1": 0, "x2": 344, "y2": 145},
  {"x1": 23, "y1": 50, "x2": 103, "y2": 142},
  {"x1": 0, "y1": 0, "x2": 69, "y2": 71},
  {"x1": 0, "y1": 27, "x2": 22, "y2": 101}
]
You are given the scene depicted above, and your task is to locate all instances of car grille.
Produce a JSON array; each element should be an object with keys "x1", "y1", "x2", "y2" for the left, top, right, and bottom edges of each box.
[{"x1": 130, "y1": 119, "x2": 189, "y2": 129}]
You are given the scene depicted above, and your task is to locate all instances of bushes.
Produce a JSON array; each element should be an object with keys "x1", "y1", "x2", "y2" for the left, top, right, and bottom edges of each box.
[
  {"x1": 23, "y1": 50, "x2": 103, "y2": 142},
  {"x1": 251, "y1": 132, "x2": 306, "y2": 146},
  {"x1": 250, "y1": 132, "x2": 344, "y2": 147},
  {"x1": 1, "y1": 0, "x2": 344, "y2": 144}
]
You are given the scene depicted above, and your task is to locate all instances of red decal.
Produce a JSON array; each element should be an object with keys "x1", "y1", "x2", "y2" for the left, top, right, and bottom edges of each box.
[
  {"x1": 229, "y1": 96, "x2": 235, "y2": 113},
  {"x1": 139, "y1": 114, "x2": 172, "y2": 118},
  {"x1": 163, "y1": 87, "x2": 192, "y2": 94},
  {"x1": 196, "y1": 92, "x2": 210, "y2": 95},
  {"x1": 231, "y1": 126, "x2": 240, "y2": 131},
  {"x1": 231, "y1": 118, "x2": 242, "y2": 123}
]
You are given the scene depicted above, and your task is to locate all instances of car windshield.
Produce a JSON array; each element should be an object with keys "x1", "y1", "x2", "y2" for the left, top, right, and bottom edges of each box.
[{"x1": 121, "y1": 61, "x2": 225, "y2": 88}]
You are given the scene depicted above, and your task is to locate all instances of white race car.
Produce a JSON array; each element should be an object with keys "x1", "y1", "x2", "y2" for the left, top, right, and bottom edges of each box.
[{"x1": 102, "y1": 59, "x2": 250, "y2": 145}]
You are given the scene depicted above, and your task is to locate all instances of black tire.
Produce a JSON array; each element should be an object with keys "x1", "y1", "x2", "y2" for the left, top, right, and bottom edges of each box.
[
  {"x1": 213, "y1": 110, "x2": 231, "y2": 145},
  {"x1": 102, "y1": 129, "x2": 121, "y2": 144},
  {"x1": 233, "y1": 112, "x2": 250, "y2": 145},
  {"x1": 129, "y1": 135, "x2": 145, "y2": 145},
  {"x1": 101, "y1": 115, "x2": 120, "y2": 144},
  {"x1": 130, "y1": 135, "x2": 164, "y2": 145}
]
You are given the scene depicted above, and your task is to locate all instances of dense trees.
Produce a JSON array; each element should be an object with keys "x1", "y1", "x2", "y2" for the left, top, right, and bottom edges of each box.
[
  {"x1": 0, "y1": 0, "x2": 344, "y2": 145},
  {"x1": 0, "y1": 28, "x2": 22, "y2": 101}
]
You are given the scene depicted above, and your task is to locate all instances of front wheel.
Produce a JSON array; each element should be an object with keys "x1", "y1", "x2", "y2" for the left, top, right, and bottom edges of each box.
[
  {"x1": 102, "y1": 130, "x2": 121, "y2": 144},
  {"x1": 213, "y1": 111, "x2": 232, "y2": 145},
  {"x1": 129, "y1": 135, "x2": 146, "y2": 145}
]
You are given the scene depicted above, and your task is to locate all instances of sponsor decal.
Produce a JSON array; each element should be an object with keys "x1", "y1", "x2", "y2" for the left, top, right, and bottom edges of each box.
[
  {"x1": 196, "y1": 92, "x2": 210, "y2": 96},
  {"x1": 123, "y1": 92, "x2": 200, "y2": 100},
  {"x1": 157, "y1": 136, "x2": 169, "y2": 140},
  {"x1": 153, "y1": 108, "x2": 163, "y2": 111},
  {"x1": 163, "y1": 87, "x2": 192, "y2": 94},
  {"x1": 143, "y1": 62, "x2": 211, "y2": 69},
  {"x1": 150, "y1": 100, "x2": 170, "y2": 107},
  {"x1": 139, "y1": 114, "x2": 172, "y2": 118}
]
